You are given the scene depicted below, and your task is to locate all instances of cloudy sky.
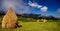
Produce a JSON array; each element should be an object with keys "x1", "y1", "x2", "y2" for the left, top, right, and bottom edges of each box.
[{"x1": 0, "y1": 0, "x2": 60, "y2": 18}]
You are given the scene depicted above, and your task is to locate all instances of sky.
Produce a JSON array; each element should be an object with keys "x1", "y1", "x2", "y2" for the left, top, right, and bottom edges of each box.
[{"x1": 0, "y1": 0, "x2": 60, "y2": 18}]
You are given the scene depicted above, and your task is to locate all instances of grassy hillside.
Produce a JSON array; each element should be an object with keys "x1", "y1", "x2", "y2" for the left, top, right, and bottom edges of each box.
[{"x1": 0, "y1": 21, "x2": 60, "y2": 31}]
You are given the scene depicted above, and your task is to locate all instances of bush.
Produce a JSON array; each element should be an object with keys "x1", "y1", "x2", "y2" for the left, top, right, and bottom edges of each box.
[
  {"x1": 0, "y1": 15, "x2": 4, "y2": 24},
  {"x1": 0, "y1": 18, "x2": 2, "y2": 24}
]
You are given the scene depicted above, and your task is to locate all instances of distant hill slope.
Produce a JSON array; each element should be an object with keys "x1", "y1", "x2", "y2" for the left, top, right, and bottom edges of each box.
[
  {"x1": 0, "y1": 13, "x2": 60, "y2": 20},
  {"x1": 20, "y1": 13, "x2": 60, "y2": 20}
]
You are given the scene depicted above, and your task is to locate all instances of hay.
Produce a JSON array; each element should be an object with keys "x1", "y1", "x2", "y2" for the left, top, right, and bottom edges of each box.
[
  {"x1": 42, "y1": 19, "x2": 47, "y2": 23},
  {"x1": 41, "y1": 19, "x2": 47, "y2": 23},
  {"x1": 2, "y1": 8, "x2": 18, "y2": 28}
]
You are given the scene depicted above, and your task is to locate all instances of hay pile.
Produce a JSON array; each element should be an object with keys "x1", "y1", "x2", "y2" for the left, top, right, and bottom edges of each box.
[
  {"x1": 41, "y1": 19, "x2": 47, "y2": 23},
  {"x1": 43, "y1": 19, "x2": 47, "y2": 23},
  {"x1": 2, "y1": 8, "x2": 18, "y2": 28},
  {"x1": 36, "y1": 19, "x2": 40, "y2": 22}
]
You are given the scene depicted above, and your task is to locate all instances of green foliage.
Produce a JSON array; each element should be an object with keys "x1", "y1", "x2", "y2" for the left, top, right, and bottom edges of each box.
[
  {"x1": 18, "y1": 16, "x2": 36, "y2": 22},
  {"x1": 0, "y1": 15, "x2": 4, "y2": 24}
]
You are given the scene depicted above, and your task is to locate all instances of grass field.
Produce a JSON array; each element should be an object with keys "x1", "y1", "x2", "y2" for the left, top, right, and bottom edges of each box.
[
  {"x1": 0, "y1": 21, "x2": 60, "y2": 31},
  {"x1": 0, "y1": 15, "x2": 60, "y2": 31}
]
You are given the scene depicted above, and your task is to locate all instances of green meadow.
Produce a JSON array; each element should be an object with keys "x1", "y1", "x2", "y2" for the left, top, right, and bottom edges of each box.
[{"x1": 0, "y1": 15, "x2": 60, "y2": 31}]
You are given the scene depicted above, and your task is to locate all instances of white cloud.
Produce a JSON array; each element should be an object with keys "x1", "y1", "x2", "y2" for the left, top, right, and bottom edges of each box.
[
  {"x1": 2, "y1": 0, "x2": 30, "y2": 14},
  {"x1": 28, "y1": 1, "x2": 42, "y2": 8},
  {"x1": 37, "y1": 5, "x2": 42, "y2": 8},
  {"x1": 40, "y1": 6, "x2": 48, "y2": 12},
  {"x1": 2, "y1": 0, "x2": 48, "y2": 14},
  {"x1": 57, "y1": 8, "x2": 60, "y2": 13},
  {"x1": 28, "y1": 1, "x2": 48, "y2": 12}
]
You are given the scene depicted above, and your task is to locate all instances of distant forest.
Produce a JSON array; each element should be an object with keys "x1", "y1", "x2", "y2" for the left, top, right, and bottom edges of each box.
[{"x1": 0, "y1": 10, "x2": 60, "y2": 20}]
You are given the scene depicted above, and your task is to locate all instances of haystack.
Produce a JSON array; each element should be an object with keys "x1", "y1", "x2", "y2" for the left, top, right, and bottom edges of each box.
[
  {"x1": 2, "y1": 8, "x2": 18, "y2": 28},
  {"x1": 36, "y1": 19, "x2": 40, "y2": 22},
  {"x1": 41, "y1": 19, "x2": 47, "y2": 23}
]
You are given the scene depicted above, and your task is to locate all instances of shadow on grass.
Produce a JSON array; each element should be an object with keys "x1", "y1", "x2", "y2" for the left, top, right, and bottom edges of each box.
[{"x1": 16, "y1": 25, "x2": 22, "y2": 28}]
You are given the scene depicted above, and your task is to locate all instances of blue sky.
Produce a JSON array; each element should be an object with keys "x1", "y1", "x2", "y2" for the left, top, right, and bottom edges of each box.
[{"x1": 0, "y1": 0, "x2": 60, "y2": 18}]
